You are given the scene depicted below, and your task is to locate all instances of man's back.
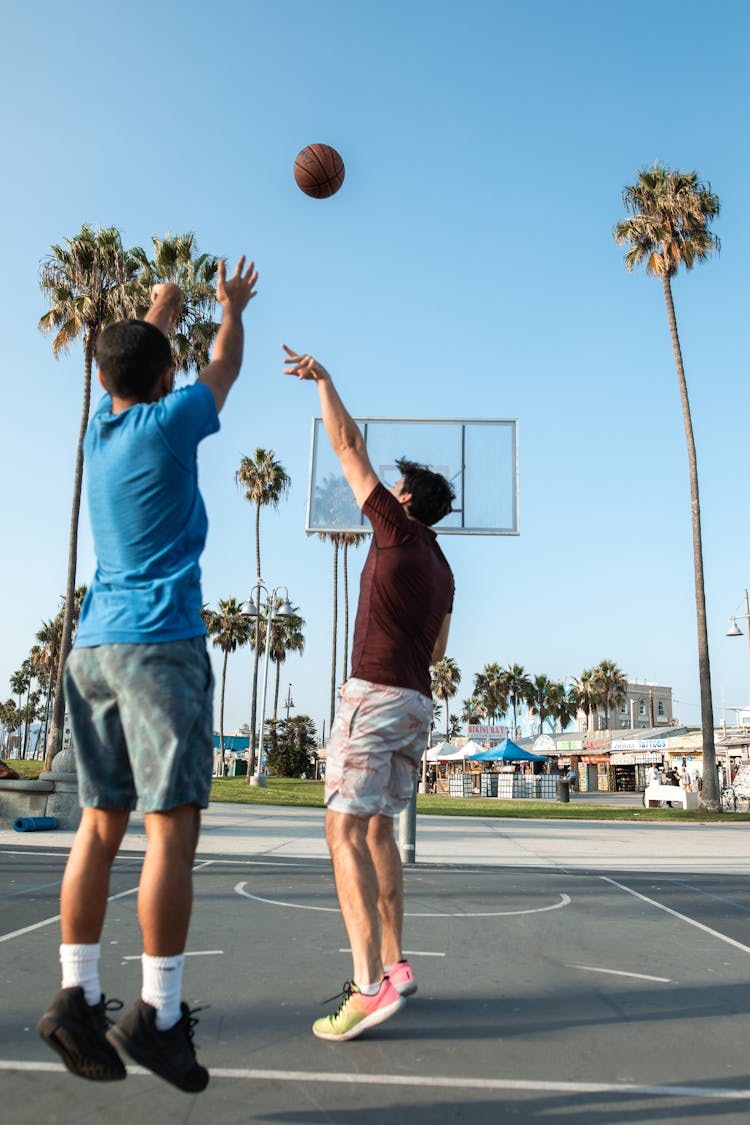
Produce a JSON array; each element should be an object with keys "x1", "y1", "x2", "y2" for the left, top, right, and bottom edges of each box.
[
  {"x1": 76, "y1": 382, "x2": 219, "y2": 647},
  {"x1": 351, "y1": 483, "x2": 454, "y2": 697}
]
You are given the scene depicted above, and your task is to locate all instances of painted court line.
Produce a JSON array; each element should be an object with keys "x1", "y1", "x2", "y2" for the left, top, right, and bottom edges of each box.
[
  {"x1": 1, "y1": 1060, "x2": 749, "y2": 1101},
  {"x1": 567, "y1": 964, "x2": 671, "y2": 983},
  {"x1": 235, "y1": 882, "x2": 570, "y2": 918},
  {"x1": 122, "y1": 950, "x2": 224, "y2": 961},
  {"x1": 601, "y1": 876, "x2": 750, "y2": 955},
  {"x1": 339, "y1": 948, "x2": 445, "y2": 957},
  {"x1": 0, "y1": 860, "x2": 214, "y2": 945}
]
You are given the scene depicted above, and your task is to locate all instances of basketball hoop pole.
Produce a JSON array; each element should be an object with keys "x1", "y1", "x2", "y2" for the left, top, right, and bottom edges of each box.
[{"x1": 398, "y1": 786, "x2": 417, "y2": 865}]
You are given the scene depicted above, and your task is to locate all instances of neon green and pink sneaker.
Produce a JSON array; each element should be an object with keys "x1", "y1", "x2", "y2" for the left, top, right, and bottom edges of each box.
[
  {"x1": 387, "y1": 959, "x2": 417, "y2": 997},
  {"x1": 312, "y1": 979, "x2": 405, "y2": 1041}
]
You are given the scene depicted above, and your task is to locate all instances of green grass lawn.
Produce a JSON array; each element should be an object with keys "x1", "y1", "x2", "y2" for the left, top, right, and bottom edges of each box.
[
  {"x1": 209, "y1": 776, "x2": 750, "y2": 823},
  {"x1": 2, "y1": 759, "x2": 46, "y2": 780},
  {"x1": 7, "y1": 765, "x2": 745, "y2": 823}
]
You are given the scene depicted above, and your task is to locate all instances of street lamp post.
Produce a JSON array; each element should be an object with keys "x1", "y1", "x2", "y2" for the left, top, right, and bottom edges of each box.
[
  {"x1": 727, "y1": 589, "x2": 750, "y2": 695},
  {"x1": 241, "y1": 584, "x2": 291, "y2": 787}
]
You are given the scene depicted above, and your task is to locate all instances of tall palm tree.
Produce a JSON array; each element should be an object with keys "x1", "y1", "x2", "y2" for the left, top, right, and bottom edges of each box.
[
  {"x1": 614, "y1": 163, "x2": 720, "y2": 809},
  {"x1": 201, "y1": 598, "x2": 253, "y2": 759},
  {"x1": 340, "y1": 531, "x2": 367, "y2": 683},
  {"x1": 38, "y1": 225, "x2": 137, "y2": 766},
  {"x1": 130, "y1": 233, "x2": 219, "y2": 374},
  {"x1": 571, "y1": 668, "x2": 600, "y2": 735},
  {"x1": 501, "y1": 663, "x2": 534, "y2": 739},
  {"x1": 236, "y1": 449, "x2": 291, "y2": 776},
  {"x1": 431, "y1": 657, "x2": 462, "y2": 739},
  {"x1": 269, "y1": 608, "x2": 305, "y2": 721},
  {"x1": 473, "y1": 663, "x2": 508, "y2": 724},
  {"x1": 592, "y1": 659, "x2": 628, "y2": 731},
  {"x1": 9, "y1": 667, "x2": 30, "y2": 758}
]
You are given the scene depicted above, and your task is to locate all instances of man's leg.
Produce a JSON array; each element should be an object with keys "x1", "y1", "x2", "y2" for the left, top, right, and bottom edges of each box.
[
  {"x1": 106, "y1": 801, "x2": 208, "y2": 1093},
  {"x1": 38, "y1": 808, "x2": 130, "y2": 1082},
  {"x1": 60, "y1": 807, "x2": 130, "y2": 944},
  {"x1": 138, "y1": 803, "x2": 200, "y2": 956},
  {"x1": 366, "y1": 813, "x2": 404, "y2": 970},
  {"x1": 325, "y1": 808, "x2": 382, "y2": 986}
]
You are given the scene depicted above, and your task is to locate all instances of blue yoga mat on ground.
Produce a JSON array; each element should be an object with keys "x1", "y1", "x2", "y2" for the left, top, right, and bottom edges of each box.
[{"x1": 13, "y1": 816, "x2": 58, "y2": 832}]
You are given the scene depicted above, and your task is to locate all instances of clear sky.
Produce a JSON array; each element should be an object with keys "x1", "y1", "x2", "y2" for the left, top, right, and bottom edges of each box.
[{"x1": 3, "y1": 0, "x2": 749, "y2": 740}]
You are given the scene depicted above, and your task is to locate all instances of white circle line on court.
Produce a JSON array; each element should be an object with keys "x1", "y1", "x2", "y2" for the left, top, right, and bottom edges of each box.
[
  {"x1": 234, "y1": 882, "x2": 570, "y2": 917},
  {"x1": 1, "y1": 1061, "x2": 748, "y2": 1101}
]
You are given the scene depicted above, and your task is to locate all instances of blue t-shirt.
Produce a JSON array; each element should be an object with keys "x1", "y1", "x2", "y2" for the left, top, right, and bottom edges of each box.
[{"x1": 75, "y1": 382, "x2": 220, "y2": 647}]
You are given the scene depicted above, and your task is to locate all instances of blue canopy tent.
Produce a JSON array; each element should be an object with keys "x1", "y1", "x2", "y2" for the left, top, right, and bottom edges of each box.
[{"x1": 466, "y1": 738, "x2": 547, "y2": 763}]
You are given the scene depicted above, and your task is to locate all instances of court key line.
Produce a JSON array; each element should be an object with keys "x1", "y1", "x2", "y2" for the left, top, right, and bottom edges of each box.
[
  {"x1": 601, "y1": 876, "x2": 750, "y2": 955},
  {"x1": 234, "y1": 882, "x2": 570, "y2": 917},
  {"x1": 339, "y1": 947, "x2": 445, "y2": 957},
  {"x1": 567, "y1": 964, "x2": 671, "y2": 983},
  {"x1": 0, "y1": 860, "x2": 215, "y2": 945},
  {"x1": 1, "y1": 1060, "x2": 749, "y2": 1101}
]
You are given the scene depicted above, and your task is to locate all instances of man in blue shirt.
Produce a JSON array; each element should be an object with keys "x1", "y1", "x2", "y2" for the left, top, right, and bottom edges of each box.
[{"x1": 38, "y1": 257, "x2": 258, "y2": 1093}]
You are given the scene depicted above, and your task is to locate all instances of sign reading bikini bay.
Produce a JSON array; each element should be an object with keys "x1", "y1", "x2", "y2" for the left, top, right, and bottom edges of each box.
[{"x1": 468, "y1": 724, "x2": 508, "y2": 745}]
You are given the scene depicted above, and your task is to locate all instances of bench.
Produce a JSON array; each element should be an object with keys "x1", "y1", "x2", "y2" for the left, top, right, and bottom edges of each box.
[{"x1": 643, "y1": 783, "x2": 699, "y2": 810}]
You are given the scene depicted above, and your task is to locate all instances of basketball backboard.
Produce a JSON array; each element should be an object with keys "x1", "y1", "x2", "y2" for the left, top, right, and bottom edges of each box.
[{"x1": 306, "y1": 417, "x2": 519, "y2": 535}]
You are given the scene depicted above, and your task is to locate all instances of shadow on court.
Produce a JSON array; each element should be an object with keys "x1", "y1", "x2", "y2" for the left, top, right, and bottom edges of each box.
[{"x1": 2, "y1": 849, "x2": 750, "y2": 1124}]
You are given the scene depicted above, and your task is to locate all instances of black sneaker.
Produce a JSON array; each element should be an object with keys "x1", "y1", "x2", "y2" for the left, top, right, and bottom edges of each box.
[
  {"x1": 107, "y1": 999, "x2": 209, "y2": 1093},
  {"x1": 37, "y1": 986, "x2": 126, "y2": 1081}
]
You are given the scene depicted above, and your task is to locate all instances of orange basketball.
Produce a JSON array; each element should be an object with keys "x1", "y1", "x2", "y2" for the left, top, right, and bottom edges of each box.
[{"x1": 294, "y1": 144, "x2": 345, "y2": 199}]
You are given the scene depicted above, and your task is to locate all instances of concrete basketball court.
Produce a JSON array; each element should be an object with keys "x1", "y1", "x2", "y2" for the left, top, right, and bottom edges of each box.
[{"x1": 2, "y1": 805, "x2": 750, "y2": 1123}]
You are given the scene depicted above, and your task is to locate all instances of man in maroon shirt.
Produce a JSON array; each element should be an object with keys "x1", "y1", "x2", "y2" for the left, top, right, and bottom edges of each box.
[{"x1": 284, "y1": 345, "x2": 455, "y2": 1042}]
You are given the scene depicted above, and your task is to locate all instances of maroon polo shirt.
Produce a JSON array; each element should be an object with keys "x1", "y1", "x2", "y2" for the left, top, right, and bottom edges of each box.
[{"x1": 350, "y1": 482, "x2": 455, "y2": 698}]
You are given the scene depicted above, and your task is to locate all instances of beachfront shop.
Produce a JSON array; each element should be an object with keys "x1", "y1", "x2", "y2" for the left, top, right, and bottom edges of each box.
[{"x1": 609, "y1": 738, "x2": 667, "y2": 791}]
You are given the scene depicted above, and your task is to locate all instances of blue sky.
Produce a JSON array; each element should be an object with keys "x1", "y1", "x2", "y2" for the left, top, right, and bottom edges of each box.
[{"x1": 3, "y1": 0, "x2": 749, "y2": 740}]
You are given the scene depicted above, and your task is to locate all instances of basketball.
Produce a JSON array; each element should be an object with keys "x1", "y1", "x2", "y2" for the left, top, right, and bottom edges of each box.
[{"x1": 294, "y1": 144, "x2": 345, "y2": 199}]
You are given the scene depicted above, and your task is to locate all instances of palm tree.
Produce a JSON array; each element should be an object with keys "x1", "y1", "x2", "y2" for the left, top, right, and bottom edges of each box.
[
  {"x1": 473, "y1": 663, "x2": 508, "y2": 724},
  {"x1": 592, "y1": 660, "x2": 628, "y2": 730},
  {"x1": 201, "y1": 598, "x2": 253, "y2": 759},
  {"x1": 269, "y1": 608, "x2": 305, "y2": 721},
  {"x1": 431, "y1": 657, "x2": 462, "y2": 739},
  {"x1": 38, "y1": 225, "x2": 138, "y2": 766},
  {"x1": 340, "y1": 531, "x2": 367, "y2": 683},
  {"x1": 9, "y1": 667, "x2": 30, "y2": 758},
  {"x1": 551, "y1": 683, "x2": 577, "y2": 733},
  {"x1": 130, "y1": 233, "x2": 219, "y2": 374},
  {"x1": 529, "y1": 674, "x2": 557, "y2": 735},
  {"x1": 461, "y1": 694, "x2": 483, "y2": 725},
  {"x1": 614, "y1": 163, "x2": 720, "y2": 809},
  {"x1": 236, "y1": 449, "x2": 291, "y2": 776},
  {"x1": 501, "y1": 663, "x2": 534, "y2": 739},
  {"x1": 571, "y1": 668, "x2": 600, "y2": 735}
]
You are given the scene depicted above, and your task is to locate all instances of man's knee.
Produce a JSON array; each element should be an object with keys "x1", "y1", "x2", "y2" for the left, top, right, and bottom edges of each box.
[
  {"x1": 325, "y1": 808, "x2": 369, "y2": 853},
  {"x1": 78, "y1": 807, "x2": 130, "y2": 859},
  {"x1": 144, "y1": 803, "x2": 201, "y2": 859}
]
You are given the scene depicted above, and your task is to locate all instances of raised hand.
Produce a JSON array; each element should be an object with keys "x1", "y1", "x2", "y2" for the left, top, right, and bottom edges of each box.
[
  {"x1": 282, "y1": 344, "x2": 329, "y2": 382},
  {"x1": 217, "y1": 257, "x2": 258, "y2": 314}
]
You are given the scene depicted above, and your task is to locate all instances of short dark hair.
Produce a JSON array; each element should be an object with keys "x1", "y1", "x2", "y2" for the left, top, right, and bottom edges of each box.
[
  {"x1": 395, "y1": 457, "x2": 455, "y2": 526},
  {"x1": 95, "y1": 319, "x2": 173, "y2": 400}
]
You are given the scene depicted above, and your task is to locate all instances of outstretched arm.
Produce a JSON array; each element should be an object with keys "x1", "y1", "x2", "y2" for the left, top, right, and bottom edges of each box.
[
  {"x1": 198, "y1": 257, "x2": 258, "y2": 411},
  {"x1": 282, "y1": 345, "x2": 379, "y2": 509},
  {"x1": 145, "y1": 283, "x2": 184, "y2": 336}
]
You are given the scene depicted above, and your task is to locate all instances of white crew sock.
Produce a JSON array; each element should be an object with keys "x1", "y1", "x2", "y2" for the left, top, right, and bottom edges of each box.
[
  {"x1": 141, "y1": 953, "x2": 185, "y2": 1030},
  {"x1": 355, "y1": 980, "x2": 382, "y2": 996},
  {"x1": 60, "y1": 942, "x2": 102, "y2": 1006}
]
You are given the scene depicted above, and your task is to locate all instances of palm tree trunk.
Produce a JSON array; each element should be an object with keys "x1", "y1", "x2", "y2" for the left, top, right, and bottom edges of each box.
[
  {"x1": 219, "y1": 649, "x2": 228, "y2": 756},
  {"x1": 330, "y1": 541, "x2": 339, "y2": 731},
  {"x1": 663, "y1": 275, "x2": 718, "y2": 809},
  {"x1": 247, "y1": 502, "x2": 262, "y2": 782},
  {"x1": 445, "y1": 699, "x2": 449, "y2": 740},
  {"x1": 45, "y1": 333, "x2": 95, "y2": 769}
]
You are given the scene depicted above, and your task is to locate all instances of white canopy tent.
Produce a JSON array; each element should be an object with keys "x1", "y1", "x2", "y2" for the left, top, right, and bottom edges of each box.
[{"x1": 425, "y1": 742, "x2": 469, "y2": 762}]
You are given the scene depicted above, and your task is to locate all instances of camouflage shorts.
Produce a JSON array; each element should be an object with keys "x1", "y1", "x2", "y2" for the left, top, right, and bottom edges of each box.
[
  {"x1": 325, "y1": 678, "x2": 433, "y2": 818},
  {"x1": 64, "y1": 637, "x2": 214, "y2": 813}
]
